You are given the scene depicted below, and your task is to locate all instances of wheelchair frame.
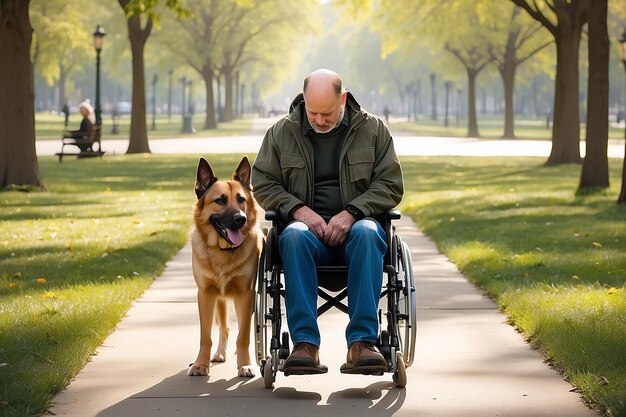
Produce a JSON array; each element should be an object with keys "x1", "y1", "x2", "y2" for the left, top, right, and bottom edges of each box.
[{"x1": 254, "y1": 210, "x2": 416, "y2": 389}]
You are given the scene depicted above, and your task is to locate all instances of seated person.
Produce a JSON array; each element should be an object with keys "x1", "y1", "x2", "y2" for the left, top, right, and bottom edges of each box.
[
  {"x1": 63, "y1": 102, "x2": 95, "y2": 151},
  {"x1": 252, "y1": 69, "x2": 404, "y2": 376}
]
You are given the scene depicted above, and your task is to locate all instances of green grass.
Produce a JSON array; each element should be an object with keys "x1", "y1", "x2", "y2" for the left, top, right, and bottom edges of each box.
[
  {"x1": 400, "y1": 156, "x2": 626, "y2": 416},
  {"x1": 0, "y1": 154, "x2": 247, "y2": 416},
  {"x1": 393, "y1": 115, "x2": 626, "y2": 140},
  {"x1": 34, "y1": 112, "x2": 253, "y2": 140},
  {"x1": 2, "y1": 153, "x2": 626, "y2": 416}
]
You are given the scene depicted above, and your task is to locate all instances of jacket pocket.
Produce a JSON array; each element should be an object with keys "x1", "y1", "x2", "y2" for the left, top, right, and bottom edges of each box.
[
  {"x1": 281, "y1": 152, "x2": 307, "y2": 194},
  {"x1": 281, "y1": 152, "x2": 305, "y2": 169},
  {"x1": 347, "y1": 147, "x2": 375, "y2": 182}
]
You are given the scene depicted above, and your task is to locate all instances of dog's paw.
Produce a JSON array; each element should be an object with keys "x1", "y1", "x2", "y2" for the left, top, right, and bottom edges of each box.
[
  {"x1": 238, "y1": 365, "x2": 255, "y2": 378},
  {"x1": 211, "y1": 352, "x2": 226, "y2": 363},
  {"x1": 188, "y1": 363, "x2": 210, "y2": 376}
]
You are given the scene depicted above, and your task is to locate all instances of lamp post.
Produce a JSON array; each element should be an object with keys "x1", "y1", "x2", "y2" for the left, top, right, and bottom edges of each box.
[
  {"x1": 151, "y1": 74, "x2": 158, "y2": 130},
  {"x1": 93, "y1": 25, "x2": 105, "y2": 126},
  {"x1": 618, "y1": 28, "x2": 626, "y2": 139}
]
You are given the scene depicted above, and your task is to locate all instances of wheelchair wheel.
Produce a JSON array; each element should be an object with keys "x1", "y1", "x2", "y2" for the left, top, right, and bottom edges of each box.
[
  {"x1": 262, "y1": 356, "x2": 274, "y2": 389},
  {"x1": 254, "y1": 240, "x2": 270, "y2": 366},
  {"x1": 393, "y1": 351, "x2": 407, "y2": 388},
  {"x1": 396, "y1": 236, "x2": 417, "y2": 367}
]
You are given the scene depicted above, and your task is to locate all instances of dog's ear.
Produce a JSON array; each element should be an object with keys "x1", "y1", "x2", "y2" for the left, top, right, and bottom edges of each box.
[
  {"x1": 233, "y1": 156, "x2": 252, "y2": 190},
  {"x1": 195, "y1": 157, "x2": 217, "y2": 199}
]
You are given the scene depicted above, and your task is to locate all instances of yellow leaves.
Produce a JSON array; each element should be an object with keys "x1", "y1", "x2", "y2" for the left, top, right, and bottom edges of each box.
[
  {"x1": 42, "y1": 291, "x2": 58, "y2": 300},
  {"x1": 607, "y1": 287, "x2": 621, "y2": 296},
  {"x1": 36, "y1": 277, "x2": 47, "y2": 284}
]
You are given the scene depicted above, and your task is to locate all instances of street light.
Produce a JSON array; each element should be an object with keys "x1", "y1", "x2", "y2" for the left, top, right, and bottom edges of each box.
[
  {"x1": 618, "y1": 28, "x2": 626, "y2": 139},
  {"x1": 93, "y1": 25, "x2": 105, "y2": 126}
]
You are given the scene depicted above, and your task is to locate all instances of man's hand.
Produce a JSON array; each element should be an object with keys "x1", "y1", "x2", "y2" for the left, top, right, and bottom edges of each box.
[
  {"x1": 323, "y1": 210, "x2": 356, "y2": 247},
  {"x1": 292, "y1": 206, "x2": 327, "y2": 240}
]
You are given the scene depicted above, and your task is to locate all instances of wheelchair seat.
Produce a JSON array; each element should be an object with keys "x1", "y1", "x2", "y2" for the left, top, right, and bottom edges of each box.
[{"x1": 255, "y1": 209, "x2": 416, "y2": 389}]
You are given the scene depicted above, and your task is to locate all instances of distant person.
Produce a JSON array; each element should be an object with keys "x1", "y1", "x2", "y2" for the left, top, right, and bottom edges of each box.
[
  {"x1": 61, "y1": 103, "x2": 70, "y2": 127},
  {"x1": 383, "y1": 106, "x2": 391, "y2": 123},
  {"x1": 63, "y1": 102, "x2": 95, "y2": 151}
]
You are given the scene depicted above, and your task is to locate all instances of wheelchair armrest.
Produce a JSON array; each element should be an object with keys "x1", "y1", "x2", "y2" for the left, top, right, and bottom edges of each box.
[
  {"x1": 386, "y1": 210, "x2": 401, "y2": 220},
  {"x1": 265, "y1": 209, "x2": 280, "y2": 222}
]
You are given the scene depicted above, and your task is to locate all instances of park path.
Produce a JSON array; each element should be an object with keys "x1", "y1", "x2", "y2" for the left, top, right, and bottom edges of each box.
[
  {"x1": 46, "y1": 119, "x2": 601, "y2": 416},
  {"x1": 36, "y1": 116, "x2": 625, "y2": 158}
]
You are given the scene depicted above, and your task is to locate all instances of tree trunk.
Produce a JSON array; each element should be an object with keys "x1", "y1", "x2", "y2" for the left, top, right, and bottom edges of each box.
[
  {"x1": 546, "y1": 26, "x2": 583, "y2": 165},
  {"x1": 222, "y1": 67, "x2": 234, "y2": 122},
  {"x1": 120, "y1": 1, "x2": 152, "y2": 154},
  {"x1": 200, "y1": 66, "x2": 217, "y2": 129},
  {"x1": 466, "y1": 69, "x2": 480, "y2": 138},
  {"x1": 579, "y1": 0, "x2": 609, "y2": 190},
  {"x1": 58, "y1": 64, "x2": 68, "y2": 111},
  {"x1": 430, "y1": 73, "x2": 437, "y2": 120},
  {"x1": 0, "y1": 0, "x2": 43, "y2": 189},
  {"x1": 501, "y1": 31, "x2": 517, "y2": 139}
]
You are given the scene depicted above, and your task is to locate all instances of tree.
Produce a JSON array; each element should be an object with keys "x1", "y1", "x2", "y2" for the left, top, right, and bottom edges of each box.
[
  {"x1": 30, "y1": 0, "x2": 93, "y2": 112},
  {"x1": 0, "y1": 0, "x2": 43, "y2": 189},
  {"x1": 485, "y1": 3, "x2": 552, "y2": 139},
  {"x1": 118, "y1": 0, "x2": 153, "y2": 153},
  {"x1": 579, "y1": 0, "x2": 609, "y2": 191},
  {"x1": 511, "y1": 0, "x2": 590, "y2": 165},
  {"x1": 160, "y1": 0, "x2": 315, "y2": 128},
  {"x1": 118, "y1": 0, "x2": 186, "y2": 153}
]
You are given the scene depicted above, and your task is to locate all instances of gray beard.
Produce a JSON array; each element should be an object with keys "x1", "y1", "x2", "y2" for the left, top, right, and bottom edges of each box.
[{"x1": 311, "y1": 105, "x2": 345, "y2": 134}]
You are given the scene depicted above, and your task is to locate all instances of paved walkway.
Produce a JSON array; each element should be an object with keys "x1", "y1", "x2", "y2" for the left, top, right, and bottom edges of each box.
[
  {"x1": 47, "y1": 119, "x2": 601, "y2": 416},
  {"x1": 36, "y1": 117, "x2": 625, "y2": 158},
  {"x1": 49, "y1": 215, "x2": 597, "y2": 417}
]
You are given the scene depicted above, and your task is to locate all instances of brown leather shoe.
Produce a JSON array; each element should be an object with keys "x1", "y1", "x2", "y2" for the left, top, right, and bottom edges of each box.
[
  {"x1": 340, "y1": 341, "x2": 388, "y2": 375},
  {"x1": 283, "y1": 343, "x2": 328, "y2": 376}
]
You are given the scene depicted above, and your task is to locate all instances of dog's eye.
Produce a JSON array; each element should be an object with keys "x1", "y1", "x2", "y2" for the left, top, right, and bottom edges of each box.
[
  {"x1": 237, "y1": 195, "x2": 245, "y2": 204},
  {"x1": 215, "y1": 196, "x2": 226, "y2": 205}
]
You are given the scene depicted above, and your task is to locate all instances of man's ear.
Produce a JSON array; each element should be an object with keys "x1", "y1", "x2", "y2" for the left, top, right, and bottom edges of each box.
[
  {"x1": 233, "y1": 156, "x2": 252, "y2": 190},
  {"x1": 195, "y1": 157, "x2": 217, "y2": 199}
]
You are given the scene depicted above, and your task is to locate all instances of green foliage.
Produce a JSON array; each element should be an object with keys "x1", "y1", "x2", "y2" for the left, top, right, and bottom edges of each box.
[{"x1": 400, "y1": 155, "x2": 626, "y2": 416}]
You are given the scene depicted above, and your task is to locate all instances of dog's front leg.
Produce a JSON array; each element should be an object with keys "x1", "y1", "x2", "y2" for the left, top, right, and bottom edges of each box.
[
  {"x1": 188, "y1": 288, "x2": 216, "y2": 376},
  {"x1": 233, "y1": 289, "x2": 255, "y2": 377},
  {"x1": 211, "y1": 298, "x2": 229, "y2": 362}
]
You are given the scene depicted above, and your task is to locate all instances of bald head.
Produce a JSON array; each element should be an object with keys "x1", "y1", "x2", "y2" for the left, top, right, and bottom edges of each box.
[
  {"x1": 303, "y1": 69, "x2": 343, "y2": 97},
  {"x1": 302, "y1": 69, "x2": 347, "y2": 134}
]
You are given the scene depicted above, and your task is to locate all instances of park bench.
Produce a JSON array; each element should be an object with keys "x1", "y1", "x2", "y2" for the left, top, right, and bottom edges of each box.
[{"x1": 56, "y1": 125, "x2": 105, "y2": 162}]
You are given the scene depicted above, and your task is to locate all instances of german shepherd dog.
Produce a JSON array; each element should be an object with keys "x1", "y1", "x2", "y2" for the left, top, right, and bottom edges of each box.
[{"x1": 188, "y1": 156, "x2": 262, "y2": 378}]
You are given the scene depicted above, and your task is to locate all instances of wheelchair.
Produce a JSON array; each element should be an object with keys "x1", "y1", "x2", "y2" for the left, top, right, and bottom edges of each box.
[{"x1": 254, "y1": 209, "x2": 416, "y2": 388}]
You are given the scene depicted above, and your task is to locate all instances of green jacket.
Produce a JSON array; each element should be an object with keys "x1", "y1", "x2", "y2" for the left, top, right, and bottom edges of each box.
[{"x1": 251, "y1": 92, "x2": 404, "y2": 225}]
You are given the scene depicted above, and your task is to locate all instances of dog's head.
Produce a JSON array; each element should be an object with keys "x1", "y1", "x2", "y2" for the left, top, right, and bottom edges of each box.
[{"x1": 194, "y1": 156, "x2": 258, "y2": 250}]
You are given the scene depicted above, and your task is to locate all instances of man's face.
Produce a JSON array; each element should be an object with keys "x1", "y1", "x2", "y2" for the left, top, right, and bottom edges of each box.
[{"x1": 304, "y1": 90, "x2": 347, "y2": 134}]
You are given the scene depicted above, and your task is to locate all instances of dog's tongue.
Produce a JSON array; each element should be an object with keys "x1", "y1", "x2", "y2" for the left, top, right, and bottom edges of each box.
[{"x1": 226, "y1": 229, "x2": 244, "y2": 247}]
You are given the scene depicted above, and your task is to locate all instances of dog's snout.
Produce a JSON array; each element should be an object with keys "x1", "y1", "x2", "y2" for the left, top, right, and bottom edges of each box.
[{"x1": 234, "y1": 213, "x2": 246, "y2": 228}]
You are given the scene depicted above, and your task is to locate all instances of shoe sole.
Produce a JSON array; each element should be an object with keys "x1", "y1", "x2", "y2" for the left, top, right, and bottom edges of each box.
[
  {"x1": 283, "y1": 366, "x2": 328, "y2": 376},
  {"x1": 340, "y1": 364, "x2": 388, "y2": 376}
]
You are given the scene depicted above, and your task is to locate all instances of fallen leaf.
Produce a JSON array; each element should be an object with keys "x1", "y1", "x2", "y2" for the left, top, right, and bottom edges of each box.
[
  {"x1": 592, "y1": 242, "x2": 602, "y2": 249},
  {"x1": 599, "y1": 376, "x2": 609, "y2": 385},
  {"x1": 42, "y1": 291, "x2": 58, "y2": 300},
  {"x1": 36, "y1": 278, "x2": 46, "y2": 284}
]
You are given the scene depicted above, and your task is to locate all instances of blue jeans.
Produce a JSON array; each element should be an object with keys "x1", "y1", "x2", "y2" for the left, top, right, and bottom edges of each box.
[{"x1": 278, "y1": 219, "x2": 387, "y2": 348}]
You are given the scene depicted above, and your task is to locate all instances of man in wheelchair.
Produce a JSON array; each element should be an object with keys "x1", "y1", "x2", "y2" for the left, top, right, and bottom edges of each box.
[{"x1": 252, "y1": 69, "x2": 404, "y2": 376}]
